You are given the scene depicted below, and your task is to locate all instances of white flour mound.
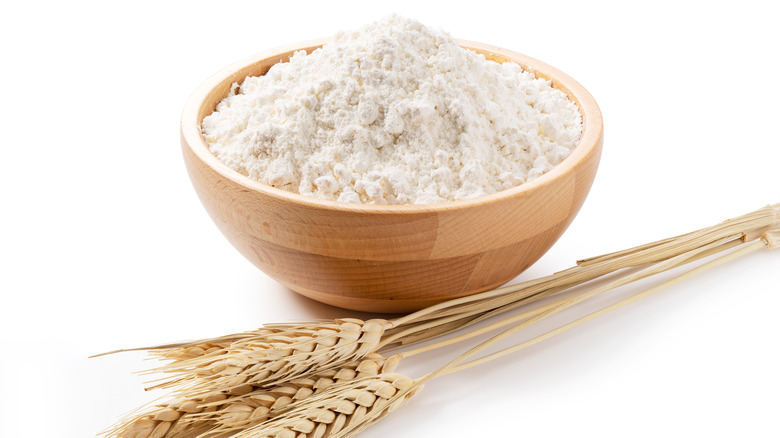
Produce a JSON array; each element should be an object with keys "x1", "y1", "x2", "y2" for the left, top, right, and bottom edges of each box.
[{"x1": 202, "y1": 16, "x2": 583, "y2": 205}]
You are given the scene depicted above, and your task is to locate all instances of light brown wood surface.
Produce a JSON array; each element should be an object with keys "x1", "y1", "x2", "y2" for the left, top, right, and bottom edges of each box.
[{"x1": 180, "y1": 39, "x2": 603, "y2": 313}]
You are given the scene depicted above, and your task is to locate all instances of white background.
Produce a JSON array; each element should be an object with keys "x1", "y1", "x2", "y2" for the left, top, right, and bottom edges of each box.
[{"x1": 2, "y1": 1, "x2": 778, "y2": 437}]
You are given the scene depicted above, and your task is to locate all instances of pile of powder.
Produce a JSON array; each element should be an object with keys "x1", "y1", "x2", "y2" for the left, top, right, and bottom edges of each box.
[{"x1": 201, "y1": 16, "x2": 583, "y2": 205}]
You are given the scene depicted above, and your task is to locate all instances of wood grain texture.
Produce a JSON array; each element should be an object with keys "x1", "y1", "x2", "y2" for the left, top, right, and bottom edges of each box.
[{"x1": 180, "y1": 39, "x2": 604, "y2": 312}]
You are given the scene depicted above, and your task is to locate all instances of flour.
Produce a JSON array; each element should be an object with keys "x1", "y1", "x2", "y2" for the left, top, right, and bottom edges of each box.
[{"x1": 201, "y1": 16, "x2": 583, "y2": 205}]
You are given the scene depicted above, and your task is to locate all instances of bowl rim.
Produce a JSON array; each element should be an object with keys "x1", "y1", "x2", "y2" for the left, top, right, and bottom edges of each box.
[{"x1": 181, "y1": 38, "x2": 603, "y2": 214}]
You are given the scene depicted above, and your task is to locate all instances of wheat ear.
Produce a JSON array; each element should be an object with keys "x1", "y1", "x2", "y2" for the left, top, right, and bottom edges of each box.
[
  {"x1": 100, "y1": 390, "x2": 225, "y2": 438},
  {"x1": 102, "y1": 354, "x2": 400, "y2": 438},
  {"x1": 202, "y1": 353, "x2": 400, "y2": 434},
  {"x1": 229, "y1": 373, "x2": 422, "y2": 438},
  {"x1": 143, "y1": 319, "x2": 391, "y2": 397}
]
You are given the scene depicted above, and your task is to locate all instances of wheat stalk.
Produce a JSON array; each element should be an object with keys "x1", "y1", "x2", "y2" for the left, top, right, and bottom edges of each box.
[
  {"x1": 392, "y1": 232, "x2": 742, "y2": 360},
  {"x1": 435, "y1": 234, "x2": 777, "y2": 377},
  {"x1": 230, "y1": 230, "x2": 777, "y2": 438},
  {"x1": 101, "y1": 204, "x2": 778, "y2": 437},
  {"x1": 382, "y1": 203, "x2": 779, "y2": 348}
]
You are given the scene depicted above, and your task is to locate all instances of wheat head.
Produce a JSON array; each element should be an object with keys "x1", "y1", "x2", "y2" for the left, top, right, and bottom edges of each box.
[
  {"x1": 104, "y1": 354, "x2": 399, "y2": 438},
  {"x1": 149, "y1": 319, "x2": 391, "y2": 396},
  {"x1": 205, "y1": 353, "x2": 400, "y2": 433},
  {"x1": 230, "y1": 372, "x2": 421, "y2": 438},
  {"x1": 100, "y1": 390, "x2": 225, "y2": 438}
]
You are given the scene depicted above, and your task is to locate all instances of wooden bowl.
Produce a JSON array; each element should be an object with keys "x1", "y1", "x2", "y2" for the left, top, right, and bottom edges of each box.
[{"x1": 181, "y1": 39, "x2": 603, "y2": 313}]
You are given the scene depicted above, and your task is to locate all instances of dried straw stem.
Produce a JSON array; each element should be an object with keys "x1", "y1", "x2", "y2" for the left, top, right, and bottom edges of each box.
[
  {"x1": 437, "y1": 234, "x2": 775, "y2": 376},
  {"x1": 398, "y1": 233, "x2": 742, "y2": 359},
  {"x1": 379, "y1": 236, "x2": 743, "y2": 350},
  {"x1": 382, "y1": 203, "x2": 779, "y2": 347}
]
